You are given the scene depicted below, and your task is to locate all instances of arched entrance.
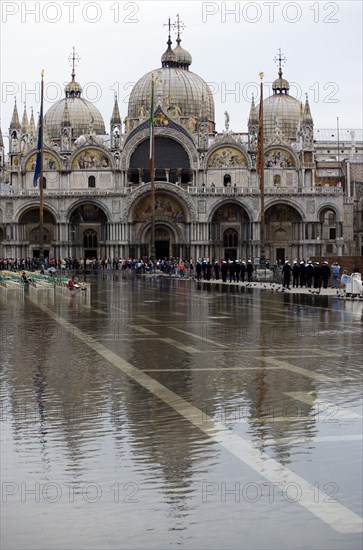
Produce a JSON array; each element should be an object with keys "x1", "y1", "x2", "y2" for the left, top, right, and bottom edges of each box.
[
  {"x1": 141, "y1": 225, "x2": 173, "y2": 260},
  {"x1": 319, "y1": 207, "x2": 342, "y2": 255},
  {"x1": 19, "y1": 207, "x2": 57, "y2": 258},
  {"x1": 265, "y1": 203, "x2": 303, "y2": 262},
  {"x1": 211, "y1": 202, "x2": 251, "y2": 260},
  {"x1": 69, "y1": 203, "x2": 108, "y2": 259},
  {"x1": 130, "y1": 192, "x2": 189, "y2": 259}
]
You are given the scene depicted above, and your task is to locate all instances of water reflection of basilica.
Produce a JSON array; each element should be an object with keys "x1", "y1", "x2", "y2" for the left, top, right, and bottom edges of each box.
[{"x1": 1, "y1": 21, "x2": 362, "y2": 262}]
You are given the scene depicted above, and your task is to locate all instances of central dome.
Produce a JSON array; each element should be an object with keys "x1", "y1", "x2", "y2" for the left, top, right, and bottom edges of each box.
[
  {"x1": 127, "y1": 36, "x2": 215, "y2": 128},
  {"x1": 128, "y1": 68, "x2": 215, "y2": 123}
]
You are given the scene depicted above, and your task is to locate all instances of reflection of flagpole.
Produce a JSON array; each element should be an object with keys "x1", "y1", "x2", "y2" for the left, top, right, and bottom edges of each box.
[
  {"x1": 39, "y1": 70, "x2": 45, "y2": 261},
  {"x1": 257, "y1": 72, "x2": 265, "y2": 268},
  {"x1": 150, "y1": 72, "x2": 156, "y2": 261}
]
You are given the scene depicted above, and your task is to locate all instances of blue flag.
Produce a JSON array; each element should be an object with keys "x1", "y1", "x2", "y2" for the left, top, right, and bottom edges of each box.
[{"x1": 33, "y1": 99, "x2": 43, "y2": 187}]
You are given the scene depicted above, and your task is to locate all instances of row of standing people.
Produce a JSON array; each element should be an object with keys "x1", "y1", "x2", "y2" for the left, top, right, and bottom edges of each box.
[
  {"x1": 195, "y1": 259, "x2": 254, "y2": 283},
  {"x1": 282, "y1": 260, "x2": 341, "y2": 289}
]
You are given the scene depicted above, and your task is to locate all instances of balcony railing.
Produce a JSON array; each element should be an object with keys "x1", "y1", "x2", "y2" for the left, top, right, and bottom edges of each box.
[{"x1": 0, "y1": 184, "x2": 344, "y2": 198}]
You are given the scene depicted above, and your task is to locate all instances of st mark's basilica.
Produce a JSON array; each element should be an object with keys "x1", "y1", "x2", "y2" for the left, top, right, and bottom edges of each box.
[{"x1": 0, "y1": 23, "x2": 362, "y2": 263}]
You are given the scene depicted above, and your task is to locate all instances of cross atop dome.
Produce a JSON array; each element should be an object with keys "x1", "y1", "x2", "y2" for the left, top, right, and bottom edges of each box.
[
  {"x1": 65, "y1": 47, "x2": 82, "y2": 97},
  {"x1": 68, "y1": 47, "x2": 80, "y2": 82},
  {"x1": 272, "y1": 48, "x2": 289, "y2": 95},
  {"x1": 161, "y1": 17, "x2": 177, "y2": 67},
  {"x1": 274, "y1": 48, "x2": 287, "y2": 80},
  {"x1": 170, "y1": 15, "x2": 192, "y2": 70},
  {"x1": 164, "y1": 16, "x2": 172, "y2": 39},
  {"x1": 172, "y1": 14, "x2": 186, "y2": 43}
]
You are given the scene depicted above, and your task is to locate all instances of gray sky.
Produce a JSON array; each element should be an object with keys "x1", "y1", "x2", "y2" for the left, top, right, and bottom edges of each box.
[{"x1": 1, "y1": 0, "x2": 362, "y2": 143}]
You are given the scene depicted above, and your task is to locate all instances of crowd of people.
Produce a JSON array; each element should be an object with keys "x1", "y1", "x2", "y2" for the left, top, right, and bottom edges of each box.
[{"x1": 0, "y1": 256, "x2": 357, "y2": 291}]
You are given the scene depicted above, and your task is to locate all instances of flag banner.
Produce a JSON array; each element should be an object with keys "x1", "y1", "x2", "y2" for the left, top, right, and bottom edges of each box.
[
  {"x1": 256, "y1": 80, "x2": 263, "y2": 191},
  {"x1": 149, "y1": 73, "x2": 154, "y2": 175},
  {"x1": 33, "y1": 92, "x2": 43, "y2": 187}
]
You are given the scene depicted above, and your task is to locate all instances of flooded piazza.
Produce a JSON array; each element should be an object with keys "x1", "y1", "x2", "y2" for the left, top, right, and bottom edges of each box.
[{"x1": 1, "y1": 273, "x2": 362, "y2": 550}]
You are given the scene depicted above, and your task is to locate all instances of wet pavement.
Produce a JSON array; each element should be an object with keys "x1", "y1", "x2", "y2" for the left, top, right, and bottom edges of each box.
[{"x1": 1, "y1": 272, "x2": 362, "y2": 549}]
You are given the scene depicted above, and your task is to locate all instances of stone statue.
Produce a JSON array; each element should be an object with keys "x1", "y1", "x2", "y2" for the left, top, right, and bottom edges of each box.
[
  {"x1": 114, "y1": 152, "x2": 120, "y2": 170},
  {"x1": 113, "y1": 126, "x2": 120, "y2": 148},
  {"x1": 11, "y1": 132, "x2": 18, "y2": 152},
  {"x1": 61, "y1": 129, "x2": 70, "y2": 150},
  {"x1": 224, "y1": 111, "x2": 230, "y2": 132},
  {"x1": 199, "y1": 132, "x2": 208, "y2": 149},
  {"x1": 302, "y1": 125, "x2": 313, "y2": 148}
]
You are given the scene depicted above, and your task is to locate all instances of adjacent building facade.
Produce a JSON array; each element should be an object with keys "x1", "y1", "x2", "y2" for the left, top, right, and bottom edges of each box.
[{"x1": 0, "y1": 31, "x2": 362, "y2": 263}]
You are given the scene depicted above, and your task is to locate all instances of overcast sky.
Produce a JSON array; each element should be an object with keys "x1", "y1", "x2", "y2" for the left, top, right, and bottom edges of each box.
[{"x1": 1, "y1": 0, "x2": 362, "y2": 143}]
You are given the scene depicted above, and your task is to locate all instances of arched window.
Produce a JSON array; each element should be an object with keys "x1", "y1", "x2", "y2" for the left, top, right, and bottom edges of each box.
[
  {"x1": 83, "y1": 229, "x2": 98, "y2": 248},
  {"x1": 224, "y1": 174, "x2": 231, "y2": 187},
  {"x1": 223, "y1": 229, "x2": 238, "y2": 248},
  {"x1": 88, "y1": 176, "x2": 96, "y2": 188}
]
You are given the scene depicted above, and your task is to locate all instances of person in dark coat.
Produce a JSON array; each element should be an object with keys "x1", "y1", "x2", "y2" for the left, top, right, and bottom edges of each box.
[
  {"x1": 305, "y1": 261, "x2": 314, "y2": 288},
  {"x1": 299, "y1": 260, "x2": 306, "y2": 287},
  {"x1": 214, "y1": 261, "x2": 220, "y2": 280},
  {"x1": 205, "y1": 261, "x2": 212, "y2": 281},
  {"x1": 321, "y1": 261, "x2": 331, "y2": 288},
  {"x1": 246, "y1": 260, "x2": 253, "y2": 282},
  {"x1": 313, "y1": 262, "x2": 322, "y2": 289},
  {"x1": 292, "y1": 261, "x2": 300, "y2": 288},
  {"x1": 202, "y1": 261, "x2": 207, "y2": 279},
  {"x1": 282, "y1": 260, "x2": 292, "y2": 289},
  {"x1": 235, "y1": 260, "x2": 241, "y2": 283},
  {"x1": 240, "y1": 261, "x2": 247, "y2": 282},
  {"x1": 221, "y1": 261, "x2": 228, "y2": 282},
  {"x1": 196, "y1": 261, "x2": 202, "y2": 281},
  {"x1": 229, "y1": 260, "x2": 236, "y2": 282}
]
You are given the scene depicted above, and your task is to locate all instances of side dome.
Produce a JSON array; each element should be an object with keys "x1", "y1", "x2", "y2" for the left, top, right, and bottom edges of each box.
[
  {"x1": 259, "y1": 70, "x2": 302, "y2": 142},
  {"x1": 44, "y1": 71, "x2": 105, "y2": 141},
  {"x1": 262, "y1": 94, "x2": 302, "y2": 142}
]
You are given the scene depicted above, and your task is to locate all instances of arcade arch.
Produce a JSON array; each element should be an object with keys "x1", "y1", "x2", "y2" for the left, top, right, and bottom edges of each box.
[
  {"x1": 18, "y1": 207, "x2": 57, "y2": 258},
  {"x1": 129, "y1": 191, "x2": 190, "y2": 259},
  {"x1": 211, "y1": 202, "x2": 251, "y2": 260},
  {"x1": 265, "y1": 203, "x2": 303, "y2": 263},
  {"x1": 68, "y1": 203, "x2": 108, "y2": 259}
]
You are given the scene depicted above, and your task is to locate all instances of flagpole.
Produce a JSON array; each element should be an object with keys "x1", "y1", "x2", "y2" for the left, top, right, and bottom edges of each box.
[
  {"x1": 258, "y1": 72, "x2": 266, "y2": 268},
  {"x1": 39, "y1": 70, "x2": 45, "y2": 261},
  {"x1": 150, "y1": 72, "x2": 156, "y2": 261}
]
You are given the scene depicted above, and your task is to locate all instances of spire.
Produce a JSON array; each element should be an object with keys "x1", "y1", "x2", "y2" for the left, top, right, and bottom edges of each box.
[
  {"x1": 65, "y1": 47, "x2": 82, "y2": 97},
  {"x1": 62, "y1": 98, "x2": 71, "y2": 126},
  {"x1": 29, "y1": 108, "x2": 36, "y2": 136},
  {"x1": 69, "y1": 45, "x2": 78, "y2": 82},
  {"x1": 21, "y1": 105, "x2": 29, "y2": 133},
  {"x1": 272, "y1": 49, "x2": 289, "y2": 94},
  {"x1": 248, "y1": 95, "x2": 258, "y2": 125},
  {"x1": 161, "y1": 17, "x2": 177, "y2": 67},
  {"x1": 10, "y1": 99, "x2": 21, "y2": 129},
  {"x1": 171, "y1": 14, "x2": 192, "y2": 69},
  {"x1": 110, "y1": 94, "x2": 121, "y2": 124},
  {"x1": 303, "y1": 94, "x2": 313, "y2": 123}
]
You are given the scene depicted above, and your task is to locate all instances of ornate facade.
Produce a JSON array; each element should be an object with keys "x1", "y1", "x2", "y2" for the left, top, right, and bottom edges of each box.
[{"x1": 0, "y1": 32, "x2": 362, "y2": 263}]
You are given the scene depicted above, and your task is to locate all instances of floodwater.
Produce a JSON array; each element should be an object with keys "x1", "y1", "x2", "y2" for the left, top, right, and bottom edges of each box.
[{"x1": 1, "y1": 273, "x2": 362, "y2": 550}]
